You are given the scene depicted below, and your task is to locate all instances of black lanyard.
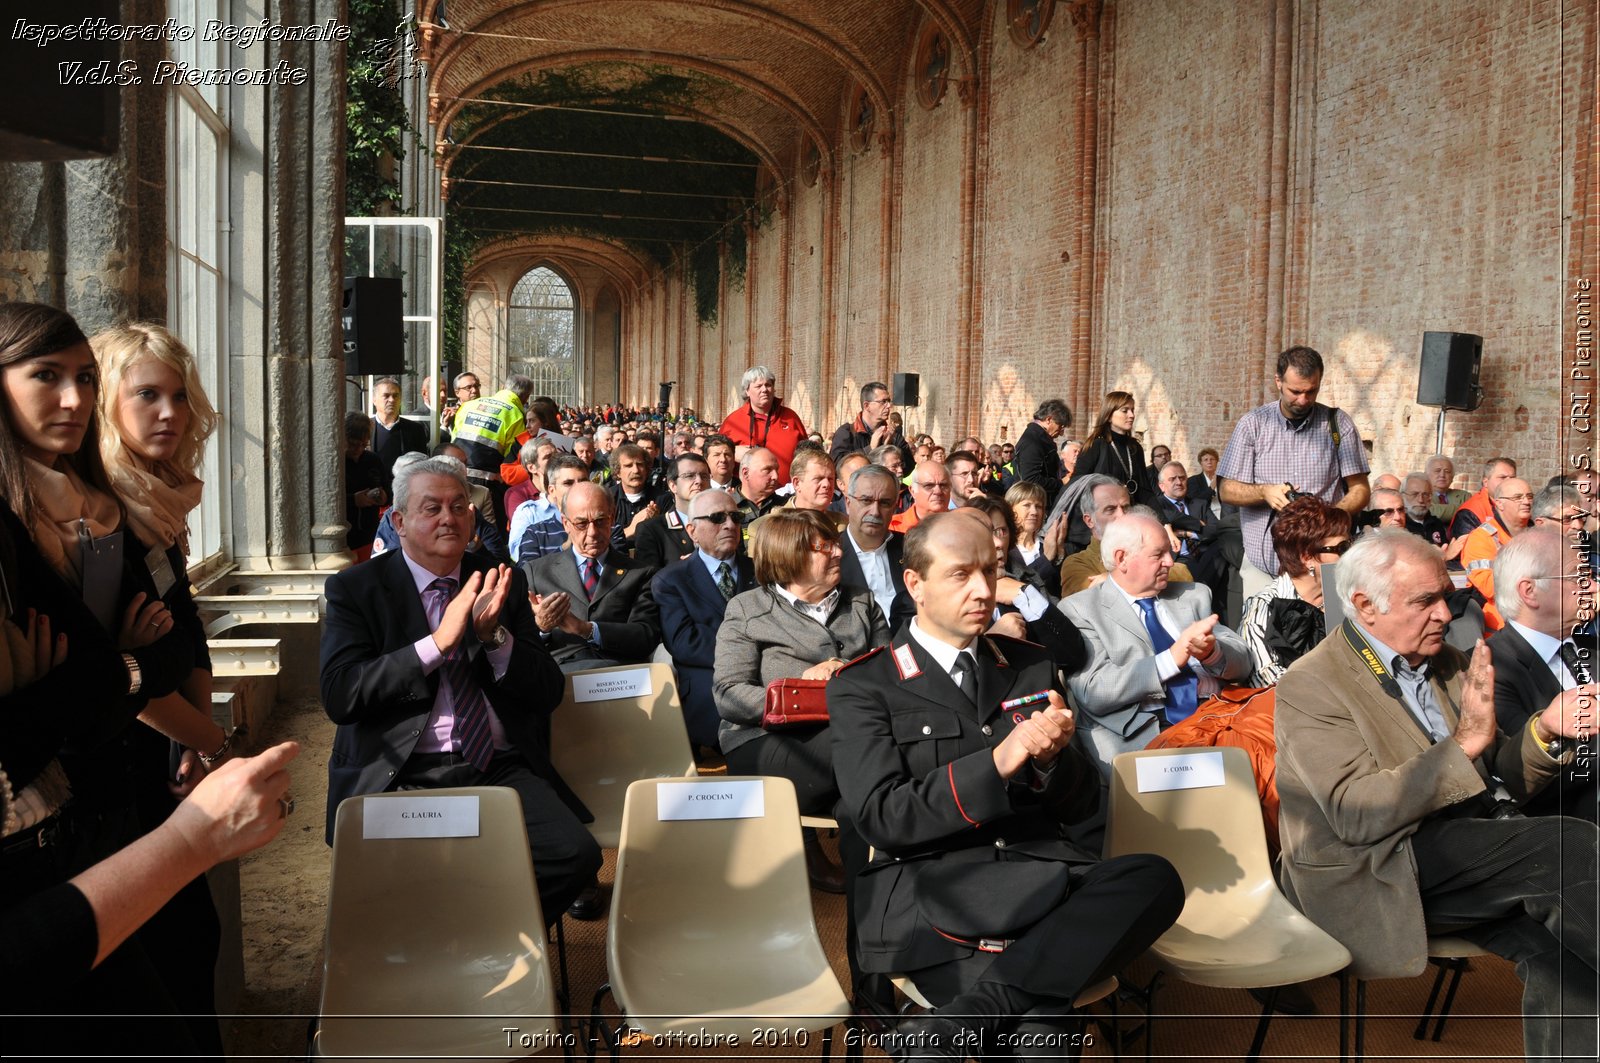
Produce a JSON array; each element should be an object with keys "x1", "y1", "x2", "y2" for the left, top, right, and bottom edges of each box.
[{"x1": 1338, "y1": 619, "x2": 1460, "y2": 734}]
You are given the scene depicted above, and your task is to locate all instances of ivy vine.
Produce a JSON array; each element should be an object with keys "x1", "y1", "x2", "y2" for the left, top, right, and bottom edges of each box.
[{"x1": 343, "y1": 0, "x2": 413, "y2": 217}]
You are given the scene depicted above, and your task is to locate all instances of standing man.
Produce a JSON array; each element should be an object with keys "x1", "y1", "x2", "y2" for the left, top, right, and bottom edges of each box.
[
  {"x1": 651, "y1": 489, "x2": 757, "y2": 750},
  {"x1": 829, "y1": 512, "x2": 1184, "y2": 1055},
  {"x1": 1012, "y1": 399, "x2": 1073, "y2": 507},
  {"x1": 441, "y1": 371, "x2": 481, "y2": 438},
  {"x1": 838, "y1": 463, "x2": 916, "y2": 633},
  {"x1": 450, "y1": 373, "x2": 535, "y2": 518},
  {"x1": 717, "y1": 364, "x2": 807, "y2": 481},
  {"x1": 1275, "y1": 530, "x2": 1597, "y2": 1060},
  {"x1": 319, "y1": 457, "x2": 599, "y2": 921},
  {"x1": 704, "y1": 434, "x2": 740, "y2": 496},
  {"x1": 830, "y1": 381, "x2": 912, "y2": 469},
  {"x1": 1217, "y1": 346, "x2": 1371, "y2": 595},
  {"x1": 369, "y1": 376, "x2": 429, "y2": 492}
]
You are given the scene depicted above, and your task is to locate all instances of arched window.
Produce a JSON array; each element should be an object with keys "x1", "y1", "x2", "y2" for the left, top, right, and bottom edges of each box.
[{"x1": 508, "y1": 266, "x2": 578, "y2": 406}]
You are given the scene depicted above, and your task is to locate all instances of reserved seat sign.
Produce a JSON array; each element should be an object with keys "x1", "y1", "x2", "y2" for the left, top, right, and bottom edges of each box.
[
  {"x1": 657, "y1": 780, "x2": 765, "y2": 821},
  {"x1": 1135, "y1": 751, "x2": 1226, "y2": 793},
  {"x1": 362, "y1": 794, "x2": 482, "y2": 838}
]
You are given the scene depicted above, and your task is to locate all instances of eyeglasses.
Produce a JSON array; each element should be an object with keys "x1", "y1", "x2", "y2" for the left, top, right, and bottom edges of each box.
[
  {"x1": 866, "y1": 396, "x2": 893, "y2": 406},
  {"x1": 809, "y1": 540, "x2": 842, "y2": 555},
  {"x1": 915, "y1": 481, "x2": 952, "y2": 494},
  {"x1": 1496, "y1": 493, "x2": 1535, "y2": 503},
  {"x1": 566, "y1": 517, "x2": 611, "y2": 532},
  {"x1": 1318, "y1": 539, "x2": 1354, "y2": 556},
  {"x1": 1550, "y1": 511, "x2": 1592, "y2": 526},
  {"x1": 1373, "y1": 507, "x2": 1407, "y2": 517},
  {"x1": 693, "y1": 510, "x2": 741, "y2": 526},
  {"x1": 849, "y1": 494, "x2": 897, "y2": 509}
]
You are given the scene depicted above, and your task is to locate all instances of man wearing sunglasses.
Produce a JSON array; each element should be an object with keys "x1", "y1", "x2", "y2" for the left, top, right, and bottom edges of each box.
[
  {"x1": 1368, "y1": 486, "x2": 1409, "y2": 530},
  {"x1": 651, "y1": 490, "x2": 756, "y2": 750}
]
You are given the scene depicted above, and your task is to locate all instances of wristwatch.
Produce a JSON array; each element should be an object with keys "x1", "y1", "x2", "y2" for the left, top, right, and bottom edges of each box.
[
  {"x1": 121, "y1": 652, "x2": 143, "y2": 696},
  {"x1": 483, "y1": 625, "x2": 510, "y2": 649}
]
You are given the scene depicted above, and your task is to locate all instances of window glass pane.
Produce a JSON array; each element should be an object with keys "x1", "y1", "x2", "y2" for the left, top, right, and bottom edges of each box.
[{"x1": 509, "y1": 268, "x2": 577, "y2": 407}]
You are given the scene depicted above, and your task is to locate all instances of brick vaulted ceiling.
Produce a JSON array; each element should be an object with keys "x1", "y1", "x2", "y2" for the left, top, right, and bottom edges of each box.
[{"x1": 418, "y1": 0, "x2": 991, "y2": 274}]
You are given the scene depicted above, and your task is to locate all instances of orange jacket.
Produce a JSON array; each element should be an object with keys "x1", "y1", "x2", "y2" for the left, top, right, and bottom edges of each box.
[
  {"x1": 1461, "y1": 519, "x2": 1515, "y2": 630},
  {"x1": 717, "y1": 401, "x2": 807, "y2": 482}
]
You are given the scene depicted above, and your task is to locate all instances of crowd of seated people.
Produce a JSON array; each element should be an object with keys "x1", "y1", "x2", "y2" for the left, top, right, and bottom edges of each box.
[{"x1": 12, "y1": 316, "x2": 1594, "y2": 1060}]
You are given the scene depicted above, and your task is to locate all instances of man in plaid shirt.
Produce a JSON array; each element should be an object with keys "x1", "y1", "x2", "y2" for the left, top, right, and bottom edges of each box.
[{"x1": 1218, "y1": 346, "x2": 1371, "y2": 595}]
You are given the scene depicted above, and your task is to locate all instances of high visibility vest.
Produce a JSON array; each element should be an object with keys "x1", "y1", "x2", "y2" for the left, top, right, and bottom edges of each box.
[{"x1": 451, "y1": 388, "x2": 526, "y2": 459}]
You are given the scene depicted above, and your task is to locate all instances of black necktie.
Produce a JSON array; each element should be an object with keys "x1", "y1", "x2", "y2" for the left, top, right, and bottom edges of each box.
[
  {"x1": 1559, "y1": 641, "x2": 1592, "y2": 685},
  {"x1": 951, "y1": 654, "x2": 975, "y2": 706}
]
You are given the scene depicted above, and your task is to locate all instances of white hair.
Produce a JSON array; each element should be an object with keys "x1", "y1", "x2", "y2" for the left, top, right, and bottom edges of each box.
[
  {"x1": 740, "y1": 365, "x2": 776, "y2": 392},
  {"x1": 1492, "y1": 527, "x2": 1563, "y2": 623},
  {"x1": 1334, "y1": 528, "x2": 1443, "y2": 615},
  {"x1": 1101, "y1": 512, "x2": 1163, "y2": 565},
  {"x1": 393, "y1": 456, "x2": 468, "y2": 513}
]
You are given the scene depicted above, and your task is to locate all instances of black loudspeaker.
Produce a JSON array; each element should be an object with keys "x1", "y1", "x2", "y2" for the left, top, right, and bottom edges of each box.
[
  {"x1": 0, "y1": 0, "x2": 121, "y2": 161},
  {"x1": 893, "y1": 372, "x2": 920, "y2": 407},
  {"x1": 1416, "y1": 331, "x2": 1483, "y2": 411},
  {"x1": 342, "y1": 277, "x2": 405, "y2": 376},
  {"x1": 657, "y1": 381, "x2": 676, "y2": 412}
]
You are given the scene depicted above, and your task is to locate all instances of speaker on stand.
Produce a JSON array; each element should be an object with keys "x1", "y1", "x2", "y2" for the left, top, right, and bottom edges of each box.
[
  {"x1": 893, "y1": 372, "x2": 920, "y2": 438},
  {"x1": 1415, "y1": 331, "x2": 1483, "y2": 454}
]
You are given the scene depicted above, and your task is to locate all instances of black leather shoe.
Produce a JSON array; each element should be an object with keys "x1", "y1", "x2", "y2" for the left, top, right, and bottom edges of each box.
[
  {"x1": 1250, "y1": 981, "x2": 1317, "y2": 1016},
  {"x1": 883, "y1": 1014, "x2": 970, "y2": 1063},
  {"x1": 566, "y1": 882, "x2": 605, "y2": 921}
]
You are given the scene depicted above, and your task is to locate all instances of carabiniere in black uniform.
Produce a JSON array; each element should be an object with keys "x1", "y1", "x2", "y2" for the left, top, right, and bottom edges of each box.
[{"x1": 829, "y1": 630, "x2": 1183, "y2": 1042}]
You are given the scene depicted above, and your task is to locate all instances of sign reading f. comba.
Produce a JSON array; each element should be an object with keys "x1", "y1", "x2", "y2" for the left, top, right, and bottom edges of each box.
[{"x1": 656, "y1": 780, "x2": 765, "y2": 821}]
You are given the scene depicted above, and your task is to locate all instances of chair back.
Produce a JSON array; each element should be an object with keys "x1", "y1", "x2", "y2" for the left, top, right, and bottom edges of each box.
[
  {"x1": 316, "y1": 786, "x2": 560, "y2": 1059},
  {"x1": 550, "y1": 662, "x2": 696, "y2": 847},
  {"x1": 1106, "y1": 747, "x2": 1276, "y2": 925},
  {"x1": 607, "y1": 775, "x2": 849, "y2": 1036}
]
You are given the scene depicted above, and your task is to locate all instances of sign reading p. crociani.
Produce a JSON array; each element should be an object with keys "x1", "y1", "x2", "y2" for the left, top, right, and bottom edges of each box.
[{"x1": 656, "y1": 780, "x2": 765, "y2": 821}]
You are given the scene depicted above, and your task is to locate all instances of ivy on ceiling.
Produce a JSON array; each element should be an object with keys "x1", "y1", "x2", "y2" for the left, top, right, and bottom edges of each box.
[
  {"x1": 446, "y1": 65, "x2": 769, "y2": 325},
  {"x1": 344, "y1": 0, "x2": 414, "y2": 217}
]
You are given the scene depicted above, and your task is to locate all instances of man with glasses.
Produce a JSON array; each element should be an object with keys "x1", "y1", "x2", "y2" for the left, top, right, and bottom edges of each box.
[
  {"x1": 440, "y1": 371, "x2": 480, "y2": 437},
  {"x1": 838, "y1": 464, "x2": 916, "y2": 632},
  {"x1": 1487, "y1": 526, "x2": 1599, "y2": 820},
  {"x1": 1368, "y1": 486, "x2": 1409, "y2": 531},
  {"x1": 1398, "y1": 473, "x2": 1456, "y2": 558},
  {"x1": 651, "y1": 489, "x2": 757, "y2": 751},
  {"x1": 889, "y1": 461, "x2": 953, "y2": 533},
  {"x1": 634, "y1": 452, "x2": 710, "y2": 570},
  {"x1": 521, "y1": 481, "x2": 661, "y2": 674},
  {"x1": 830, "y1": 381, "x2": 912, "y2": 468},
  {"x1": 1461, "y1": 476, "x2": 1536, "y2": 630}
]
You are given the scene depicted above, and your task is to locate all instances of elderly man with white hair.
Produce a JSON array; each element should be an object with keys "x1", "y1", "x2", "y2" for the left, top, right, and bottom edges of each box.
[
  {"x1": 1275, "y1": 529, "x2": 1598, "y2": 1060},
  {"x1": 1059, "y1": 511, "x2": 1252, "y2": 778},
  {"x1": 716, "y1": 363, "x2": 808, "y2": 481},
  {"x1": 1487, "y1": 526, "x2": 1599, "y2": 821},
  {"x1": 1400, "y1": 472, "x2": 1453, "y2": 552}
]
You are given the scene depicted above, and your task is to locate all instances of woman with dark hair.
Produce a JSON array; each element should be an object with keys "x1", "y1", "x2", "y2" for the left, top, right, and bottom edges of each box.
[
  {"x1": 1062, "y1": 391, "x2": 1164, "y2": 557},
  {"x1": 1238, "y1": 496, "x2": 1353, "y2": 685},
  {"x1": 713, "y1": 507, "x2": 888, "y2": 889},
  {"x1": 0, "y1": 301, "x2": 222, "y2": 1054}
]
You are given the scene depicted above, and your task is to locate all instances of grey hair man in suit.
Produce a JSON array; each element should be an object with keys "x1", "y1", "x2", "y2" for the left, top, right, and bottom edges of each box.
[
  {"x1": 1059, "y1": 512, "x2": 1252, "y2": 778},
  {"x1": 522, "y1": 480, "x2": 661, "y2": 672},
  {"x1": 1488, "y1": 526, "x2": 1598, "y2": 820},
  {"x1": 1277, "y1": 530, "x2": 1597, "y2": 1060}
]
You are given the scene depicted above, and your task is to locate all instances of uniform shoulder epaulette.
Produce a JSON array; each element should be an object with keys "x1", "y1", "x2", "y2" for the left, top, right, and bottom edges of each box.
[{"x1": 837, "y1": 645, "x2": 888, "y2": 672}]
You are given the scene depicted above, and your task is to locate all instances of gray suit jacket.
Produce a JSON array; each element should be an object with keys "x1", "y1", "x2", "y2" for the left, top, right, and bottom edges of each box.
[
  {"x1": 712, "y1": 584, "x2": 889, "y2": 754},
  {"x1": 1058, "y1": 578, "x2": 1251, "y2": 775}
]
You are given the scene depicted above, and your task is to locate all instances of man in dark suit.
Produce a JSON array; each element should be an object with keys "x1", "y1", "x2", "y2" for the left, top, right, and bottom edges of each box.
[
  {"x1": 651, "y1": 489, "x2": 755, "y2": 749},
  {"x1": 523, "y1": 481, "x2": 661, "y2": 671},
  {"x1": 1488, "y1": 526, "x2": 1598, "y2": 820},
  {"x1": 319, "y1": 457, "x2": 600, "y2": 922},
  {"x1": 837, "y1": 463, "x2": 915, "y2": 632},
  {"x1": 1011, "y1": 398, "x2": 1072, "y2": 507},
  {"x1": 1187, "y1": 447, "x2": 1222, "y2": 514},
  {"x1": 830, "y1": 512, "x2": 1184, "y2": 1055},
  {"x1": 369, "y1": 376, "x2": 430, "y2": 492},
  {"x1": 1155, "y1": 460, "x2": 1241, "y2": 624},
  {"x1": 633, "y1": 452, "x2": 707, "y2": 570}
]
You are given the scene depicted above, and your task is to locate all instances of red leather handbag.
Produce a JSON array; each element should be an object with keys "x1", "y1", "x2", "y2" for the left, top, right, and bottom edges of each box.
[{"x1": 762, "y1": 678, "x2": 830, "y2": 729}]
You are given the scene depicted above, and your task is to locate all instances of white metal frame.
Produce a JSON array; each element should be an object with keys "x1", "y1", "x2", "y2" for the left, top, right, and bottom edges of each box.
[{"x1": 344, "y1": 216, "x2": 445, "y2": 443}]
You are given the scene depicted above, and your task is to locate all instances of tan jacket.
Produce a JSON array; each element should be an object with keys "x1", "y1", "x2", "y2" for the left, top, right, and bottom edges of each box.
[{"x1": 1274, "y1": 629, "x2": 1566, "y2": 979}]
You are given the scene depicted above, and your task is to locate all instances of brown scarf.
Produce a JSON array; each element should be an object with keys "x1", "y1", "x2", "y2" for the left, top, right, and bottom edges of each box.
[
  {"x1": 105, "y1": 460, "x2": 202, "y2": 555},
  {"x1": 23, "y1": 459, "x2": 121, "y2": 587}
]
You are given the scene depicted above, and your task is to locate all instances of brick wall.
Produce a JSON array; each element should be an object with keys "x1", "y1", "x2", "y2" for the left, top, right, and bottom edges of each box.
[{"x1": 596, "y1": 0, "x2": 1586, "y2": 486}]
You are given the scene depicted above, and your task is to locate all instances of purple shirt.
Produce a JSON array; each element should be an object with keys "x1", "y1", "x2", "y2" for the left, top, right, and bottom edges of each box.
[
  {"x1": 401, "y1": 551, "x2": 516, "y2": 754},
  {"x1": 1218, "y1": 401, "x2": 1368, "y2": 574}
]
